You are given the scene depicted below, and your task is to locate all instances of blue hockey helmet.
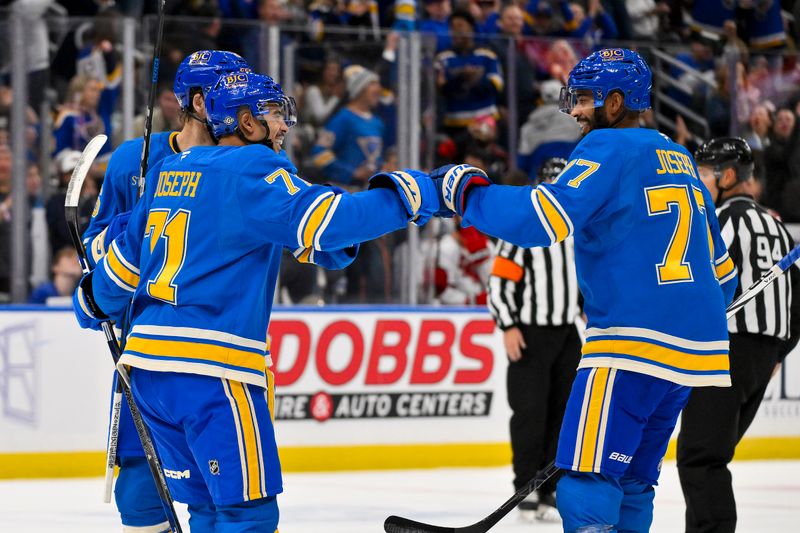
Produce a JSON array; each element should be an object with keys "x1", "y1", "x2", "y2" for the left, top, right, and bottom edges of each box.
[
  {"x1": 559, "y1": 48, "x2": 651, "y2": 114},
  {"x1": 205, "y1": 72, "x2": 297, "y2": 139},
  {"x1": 173, "y1": 50, "x2": 252, "y2": 109}
]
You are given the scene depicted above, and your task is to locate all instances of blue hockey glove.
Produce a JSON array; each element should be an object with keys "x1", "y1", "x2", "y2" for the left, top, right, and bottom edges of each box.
[
  {"x1": 367, "y1": 169, "x2": 439, "y2": 226},
  {"x1": 431, "y1": 164, "x2": 491, "y2": 217},
  {"x1": 104, "y1": 211, "x2": 131, "y2": 249},
  {"x1": 72, "y1": 271, "x2": 108, "y2": 331}
]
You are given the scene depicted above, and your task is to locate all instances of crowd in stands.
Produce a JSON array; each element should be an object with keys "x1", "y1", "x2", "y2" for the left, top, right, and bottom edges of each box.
[{"x1": 0, "y1": 0, "x2": 799, "y2": 303}]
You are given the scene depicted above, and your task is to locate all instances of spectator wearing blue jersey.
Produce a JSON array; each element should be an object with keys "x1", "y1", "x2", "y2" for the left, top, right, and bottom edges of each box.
[
  {"x1": 419, "y1": 0, "x2": 453, "y2": 52},
  {"x1": 393, "y1": 0, "x2": 417, "y2": 31},
  {"x1": 741, "y1": 0, "x2": 788, "y2": 50},
  {"x1": 53, "y1": 75, "x2": 112, "y2": 159},
  {"x1": 471, "y1": 0, "x2": 501, "y2": 39},
  {"x1": 687, "y1": 0, "x2": 734, "y2": 36},
  {"x1": 435, "y1": 10, "x2": 504, "y2": 135},
  {"x1": 311, "y1": 64, "x2": 385, "y2": 187},
  {"x1": 558, "y1": 0, "x2": 618, "y2": 43}
]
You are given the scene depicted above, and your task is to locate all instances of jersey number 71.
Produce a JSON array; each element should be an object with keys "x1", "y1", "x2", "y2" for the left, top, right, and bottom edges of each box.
[{"x1": 145, "y1": 208, "x2": 191, "y2": 304}]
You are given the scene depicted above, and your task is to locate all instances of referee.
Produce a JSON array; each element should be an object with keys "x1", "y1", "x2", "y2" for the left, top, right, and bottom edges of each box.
[
  {"x1": 677, "y1": 137, "x2": 800, "y2": 533},
  {"x1": 487, "y1": 158, "x2": 582, "y2": 521}
]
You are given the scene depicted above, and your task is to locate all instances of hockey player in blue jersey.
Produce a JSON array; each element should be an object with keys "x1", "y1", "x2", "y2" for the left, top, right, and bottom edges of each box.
[
  {"x1": 73, "y1": 71, "x2": 440, "y2": 532},
  {"x1": 81, "y1": 50, "x2": 251, "y2": 533},
  {"x1": 432, "y1": 48, "x2": 738, "y2": 532}
]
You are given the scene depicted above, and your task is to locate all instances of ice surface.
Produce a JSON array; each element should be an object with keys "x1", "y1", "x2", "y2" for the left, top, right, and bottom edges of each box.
[{"x1": 1, "y1": 460, "x2": 798, "y2": 532}]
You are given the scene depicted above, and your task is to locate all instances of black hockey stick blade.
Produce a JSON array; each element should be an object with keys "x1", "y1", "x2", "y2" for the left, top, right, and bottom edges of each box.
[{"x1": 384, "y1": 462, "x2": 559, "y2": 533}]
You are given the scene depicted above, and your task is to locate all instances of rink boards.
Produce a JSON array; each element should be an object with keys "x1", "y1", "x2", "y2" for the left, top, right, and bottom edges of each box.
[{"x1": 0, "y1": 306, "x2": 798, "y2": 479}]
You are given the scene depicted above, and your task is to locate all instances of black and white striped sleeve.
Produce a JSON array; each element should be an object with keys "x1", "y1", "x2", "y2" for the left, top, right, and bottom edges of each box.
[{"x1": 488, "y1": 240, "x2": 524, "y2": 330}]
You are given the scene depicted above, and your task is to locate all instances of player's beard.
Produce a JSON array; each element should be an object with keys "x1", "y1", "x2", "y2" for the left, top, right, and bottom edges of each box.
[
  {"x1": 592, "y1": 106, "x2": 611, "y2": 132},
  {"x1": 576, "y1": 109, "x2": 598, "y2": 137}
]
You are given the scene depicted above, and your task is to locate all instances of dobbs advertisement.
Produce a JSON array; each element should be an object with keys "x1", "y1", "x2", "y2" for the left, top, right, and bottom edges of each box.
[{"x1": 268, "y1": 308, "x2": 507, "y2": 449}]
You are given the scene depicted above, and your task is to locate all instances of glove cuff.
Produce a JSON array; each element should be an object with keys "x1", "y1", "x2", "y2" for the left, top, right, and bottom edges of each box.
[
  {"x1": 368, "y1": 170, "x2": 437, "y2": 224},
  {"x1": 441, "y1": 164, "x2": 490, "y2": 215},
  {"x1": 78, "y1": 272, "x2": 108, "y2": 320}
]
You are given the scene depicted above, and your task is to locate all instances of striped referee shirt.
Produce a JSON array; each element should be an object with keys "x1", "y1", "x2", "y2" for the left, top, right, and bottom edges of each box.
[
  {"x1": 487, "y1": 238, "x2": 580, "y2": 329},
  {"x1": 718, "y1": 195, "x2": 797, "y2": 339}
]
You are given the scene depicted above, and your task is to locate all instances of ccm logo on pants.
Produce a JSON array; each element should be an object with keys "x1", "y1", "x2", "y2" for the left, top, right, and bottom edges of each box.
[{"x1": 164, "y1": 468, "x2": 191, "y2": 479}]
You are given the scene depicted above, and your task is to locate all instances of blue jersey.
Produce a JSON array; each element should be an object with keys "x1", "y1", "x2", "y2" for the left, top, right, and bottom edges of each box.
[
  {"x1": 435, "y1": 47, "x2": 504, "y2": 128},
  {"x1": 748, "y1": 2, "x2": 786, "y2": 49},
  {"x1": 463, "y1": 128, "x2": 738, "y2": 387},
  {"x1": 419, "y1": 18, "x2": 452, "y2": 53},
  {"x1": 84, "y1": 131, "x2": 181, "y2": 267},
  {"x1": 687, "y1": 0, "x2": 734, "y2": 34},
  {"x1": 311, "y1": 108, "x2": 384, "y2": 185},
  {"x1": 92, "y1": 144, "x2": 410, "y2": 387}
]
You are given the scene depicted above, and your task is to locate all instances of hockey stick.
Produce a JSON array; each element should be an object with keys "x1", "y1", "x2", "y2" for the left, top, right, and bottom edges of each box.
[
  {"x1": 65, "y1": 134, "x2": 184, "y2": 533},
  {"x1": 726, "y1": 243, "x2": 800, "y2": 320},
  {"x1": 384, "y1": 244, "x2": 800, "y2": 533},
  {"x1": 103, "y1": 377, "x2": 122, "y2": 503},
  {"x1": 103, "y1": 0, "x2": 168, "y2": 502},
  {"x1": 138, "y1": 0, "x2": 167, "y2": 197},
  {"x1": 384, "y1": 462, "x2": 559, "y2": 533}
]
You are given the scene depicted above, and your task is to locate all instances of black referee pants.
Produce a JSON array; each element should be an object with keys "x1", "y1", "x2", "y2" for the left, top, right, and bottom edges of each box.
[
  {"x1": 507, "y1": 323, "x2": 582, "y2": 496},
  {"x1": 677, "y1": 333, "x2": 782, "y2": 533}
]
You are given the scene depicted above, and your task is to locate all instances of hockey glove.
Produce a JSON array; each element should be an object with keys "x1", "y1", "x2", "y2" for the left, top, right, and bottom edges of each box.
[
  {"x1": 367, "y1": 169, "x2": 439, "y2": 226},
  {"x1": 104, "y1": 211, "x2": 131, "y2": 249},
  {"x1": 431, "y1": 164, "x2": 491, "y2": 217},
  {"x1": 72, "y1": 272, "x2": 108, "y2": 331}
]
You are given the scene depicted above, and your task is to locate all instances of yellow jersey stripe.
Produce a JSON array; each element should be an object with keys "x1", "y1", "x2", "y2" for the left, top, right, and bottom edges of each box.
[
  {"x1": 312, "y1": 150, "x2": 336, "y2": 168},
  {"x1": 296, "y1": 248, "x2": 313, "y2": 263},
  {"x1": 535, "y1": 189, "x2": 571, "y2": 242},
  {"x1": 168, "y1": 131, "x2": 180, "y2": 154},
  {"x1": 302, "y1": 195, "x2": 335, "y2": 248},
  {"x1": 106, "y1": 246, "x2": 140, "y2": 289},
  {"x1": 230, "y1": 381, "x2": 264, "y2": 500},
  {"x1": 395, "y1": 4, "x2": 415, "y2": 16},
  {"x1": 125, "y1": 336, "x2": 266, "y2": 374},
  {"x1": 488, "y1": 74, "x2": 504, "y2": 92},
  {"x1": 578, "y1": 368, "x2": 610, "y2": 472},
  {"x1": 585, "y1": 326, "x2": 729, "y2": 351},
  {"x1": 266, "y1": 368, "x2": 276, "y2": 422},
  {"x1": 583, "y1": 339, "x2": 729, "y2": 373},
  {"x1": 716, "y1": 256, "x2": 735, "y2": 279},
  {"x1": 530, "y1": 189, "x2": 556, "y2": 245},
  {"x1": 89, "y1": 229, "x2": 108, "y2": 264}
]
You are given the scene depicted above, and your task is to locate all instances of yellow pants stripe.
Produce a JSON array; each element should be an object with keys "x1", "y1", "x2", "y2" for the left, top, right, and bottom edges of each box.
[
  {"x1": 221, "y1": 380, "x2": 248, "y2": 500},
  {"x1": 578, "y1": 368, "x2": 611, "y2": 472},
  {"x1": 229, "y1": 380, "x2": 265, "y2": 500}
]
